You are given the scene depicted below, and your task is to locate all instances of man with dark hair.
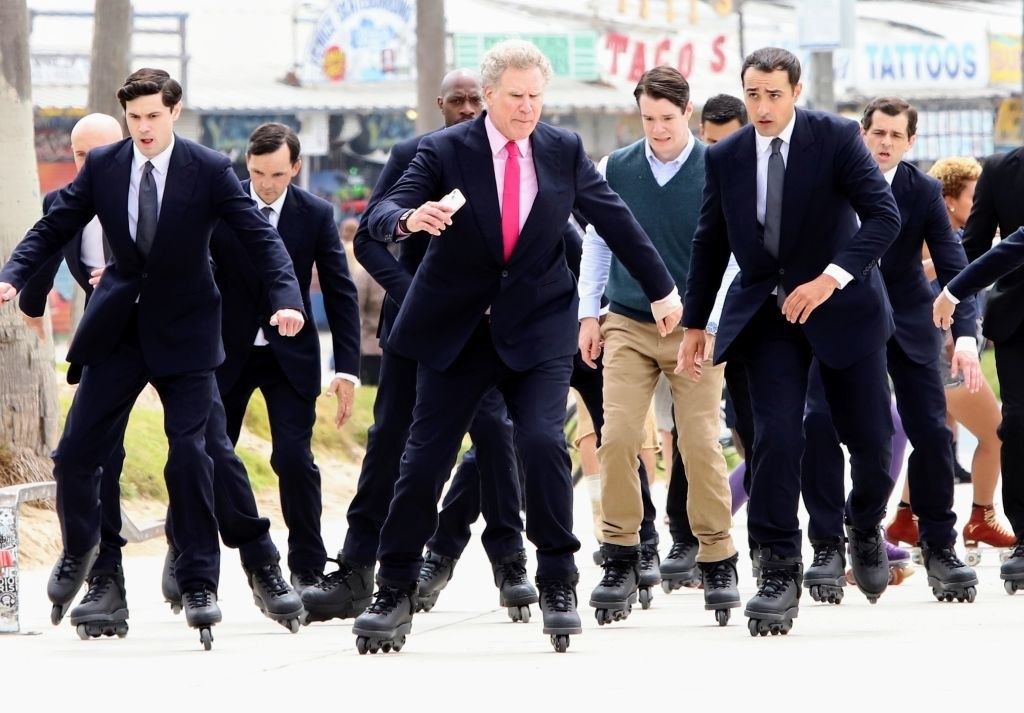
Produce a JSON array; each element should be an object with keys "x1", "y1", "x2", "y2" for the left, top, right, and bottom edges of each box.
[
  {"x1": 0, "y1": 68, "x2": 305, "y2": 649},
  {"x1": 678, "y1": 47, "x2": 901, "y2": 635},
  {"x1": 700, "y1": 94, "x2": 748, "y2": 144},
  {"x1": 579, "y1": 65, "x2": 739, "y2": 626},
  {"x1": 800, "y1": 95, "x2": 981, "y2": 605},
  {"x1": 194, "y1": 122, "x2": 360, "y2": 594}
]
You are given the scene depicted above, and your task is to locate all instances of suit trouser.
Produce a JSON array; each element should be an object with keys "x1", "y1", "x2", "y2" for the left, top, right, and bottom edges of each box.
[
  {"x1": 426, "y1": 387, "x2": 524, "y2": 562},
  {"x1": 571, "y1": 352, "x2": 659, "y2": 544},
  {"x1": 599, "y1": 313, "x2": 734, "y2": 561},
  {"x1": 994, "y1": 326, "x2": 1024, "y2": 537},
  {"x1": 667, "y1": 357, "x2": 754, "y2": 544},
  {"x1": 741, "y1": 301, "x2": 893, "y2": 559},
  {"x1": 342, "y1": 345, "x2": 524, "y2": 567},
  {"x1": 220, "y1": 346, "x2": 325, "y2": 572},
  {"x1": 376, "y1": 321, "x2": 577, "y2": 584},
  {"x1": 54, "y1": 323, "x2": 221, "y2": 591},
  {"x1": 802, "y1": 340, "x2": 957, "y2": 544},
  {"x1": 165, "y1": 388, "x2": 278, "y2": 571}
]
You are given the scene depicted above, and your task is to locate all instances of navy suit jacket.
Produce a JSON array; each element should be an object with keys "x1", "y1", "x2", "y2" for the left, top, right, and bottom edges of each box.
[
  {"x1": 960, "y1": 146, "x2": 1024, "y2": 341},
  {"x1": 0, "y1": 136, "x2": 302, "y2": 377},
  {"x1": 882, "y1": 161, "x2": 976, "y2": 364},
  {"x1": 210, "y1": 180, "x2": 360, "y2": 401},
  {"x1": 683, "y1": 109, "x2": 901, "y2": 370},
  {"x1": 365, "y1": 113, "x2": 675, "y2": 373},
  {"x1": 949, "y1": 226, "x2": 1024, "y2": 305}
]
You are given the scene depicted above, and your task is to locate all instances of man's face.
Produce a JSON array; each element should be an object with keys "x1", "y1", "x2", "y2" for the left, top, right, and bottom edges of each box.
[
  {"x1": 71, "y1": 126, "x2": 122, "y2": 172},
  {"x1": 742, "y1": 68, "x2": 801, "y2": 137},
  {"x1": 124, "y1": 93, "x2": 180, "y2": 158},
  {"x1": 484, "y1": 66, "x2": 545, "y2": 142},
  {"x1": 438, "y1": 77, "x2": 484, "y2": 127},
  {"x1": 862, "y1": 110, "x2": 915, "y2": 173},
  {"x1": 699, "y1": 118, "x2": 744, "y2": 145},
  {"x1": 638, "y1": 94, "x2": 692, "y2": 163},
  {"x1": 247, "y1": 144, "x2": 300, "y2": 205}
]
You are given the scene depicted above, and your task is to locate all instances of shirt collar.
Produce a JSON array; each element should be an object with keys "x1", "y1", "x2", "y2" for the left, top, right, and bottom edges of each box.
[
  {"x1": 754, "y1": 110, "x2": 797, "y2": 156},
  {"x1": 644, "y1": 128, "x2": 696, "y2": 169},
  {"x1": 251, "y1": 184, "x2": 288, "y2": 214},
  {"x1": 132, "y1": 135, "x2": 175, "y2": 175},
  {"x1": 883, "y1": 165, "x2": 898, "y2": 185},
  {"x1": 484, "y1": 114, "x2": 530, "y2": 159}
]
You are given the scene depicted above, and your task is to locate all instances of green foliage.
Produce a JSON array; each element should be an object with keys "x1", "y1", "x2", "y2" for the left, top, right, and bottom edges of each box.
[{"x1": 981, "y1": 347, "x2": 999, "y2": 399}]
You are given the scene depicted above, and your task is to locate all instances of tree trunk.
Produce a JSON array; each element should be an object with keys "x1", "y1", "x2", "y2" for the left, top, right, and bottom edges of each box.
[
  {"x1": 415, "y1": 0, "x2": 446, "y2": 135},
  {"x1": 0, "y1": 0, "x2": 60, "y2": 486},
  {"x1": 88, "y1": 0, "x2": 131, "y2": 131}
]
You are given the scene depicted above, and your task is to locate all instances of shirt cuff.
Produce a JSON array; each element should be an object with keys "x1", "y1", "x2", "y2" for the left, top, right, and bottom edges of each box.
[
  {"x1": 943, "y1": 286, "x2": 961, "y2": 305},
  {"x1": 953, "y1": 337, "x2": 978, "y2": 358},
  {"x1": 651, "y1": 286, "x2": 682, "y2": 322},
  {"x1": 578, "y1": 295, "x2": 602, "y2": 321},
  {"x1": 823, "y1": 264, "x2": 854, "y2": 289},
  {"x1": 333, "y1": 372, "x2": 361, "y2": 387}
]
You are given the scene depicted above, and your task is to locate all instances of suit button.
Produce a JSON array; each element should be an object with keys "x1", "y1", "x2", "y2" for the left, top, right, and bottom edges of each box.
[
  {"x1": 501, "y1": 270, "x2": 509, "y2": 278},
  {"x1": 141, "y1": 272, "x2": 148, "y2": 278},
  {"x1": 778, "y1": 268, "x2": 785, "y2": 275}
]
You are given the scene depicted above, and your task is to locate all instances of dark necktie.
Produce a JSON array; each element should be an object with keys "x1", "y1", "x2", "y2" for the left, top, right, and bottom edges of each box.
[
  {"x1": 261, "y1": 206, "x2": 274, "y2": 222},
  {"x1": 502, "y1": 141, "x2": 520, "y2": 262},
  {"x1": 763, "y1": 137, "x2": 784, "y2": 259},
  {"x1": 136, "y1": 161, "x2": 157, "y2": 258},
  {"x1": 101, "y1": 230, "x2": 111, "y2": 263}
]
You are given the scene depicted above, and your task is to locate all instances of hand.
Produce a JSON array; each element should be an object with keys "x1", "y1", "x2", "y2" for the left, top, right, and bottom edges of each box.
[
  {"x1": 326, "y1": 377, "x2": 355, "y2": 427},
  {"x1": 269, "y1": 308, "x2": 305, "y2": 337},
  {"x1": 0, "y1": 282, "x2": 16, "y2": 302},
  {"x1": 656, "y1": 306, "x2": 682, "y2": 337},
  {"x1": 781, "y1": 274, "x2": 838, "y2": 324},
  {"x1": 933, "y1": 292, "x2": 955, "y2": 330},
  {"x1": 406, "y1": 202, "x2": 456, "y2": 237},
  {"x1": 951, "y1": 350, "x2": 983, "y2": 394},
  {"x1": 22, "y1": 314, "x2": 45, "y2": 341},
  {"x1": 88, "y1": 266, "x2": 106, "y2": 287},
  {"x1": 675, "y1": 328, "x2": 706, "y2": 380},
  {"x1": 703, "y1": 333, "x2": 716, "y2": 362},
  {"x1": 578, "y1": 317, "x2": 603, "y2": 368}
]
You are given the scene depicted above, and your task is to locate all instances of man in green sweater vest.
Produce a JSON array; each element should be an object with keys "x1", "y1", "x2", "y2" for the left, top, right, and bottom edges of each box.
[{"x1": 579, "y1": 66, "x2": 740, "y2": 626}]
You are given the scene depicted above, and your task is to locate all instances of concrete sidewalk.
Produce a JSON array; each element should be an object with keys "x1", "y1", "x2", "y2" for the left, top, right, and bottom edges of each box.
[{"x1": 4, "y1": 479, "x2": 1021, "y2": 709}]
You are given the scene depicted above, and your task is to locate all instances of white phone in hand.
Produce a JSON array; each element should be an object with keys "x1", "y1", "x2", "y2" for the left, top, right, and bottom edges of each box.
[{"x1": 440, "y1": 188, "x2": 466, "y2": 214}]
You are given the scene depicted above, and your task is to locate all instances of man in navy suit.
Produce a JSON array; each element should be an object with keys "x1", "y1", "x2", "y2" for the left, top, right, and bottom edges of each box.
[
  {"x1": 204, "y1": 122, "x2": 360, "y2": 593},
  {"x1": 302, "y1": 69, "x2": 533, "y2": 623},
  {"x1": 0, "y1": 68, "x2": 305, "y2": 646},
  {"x1": 678, "y1": 48, "x2": 901, "y2": 635},
  {"x1": 356, "y1": 40, "x2": 680, "y2": 654},
  {"x1": 801, "y1": 96, "x2": 981, "y2": 606}
]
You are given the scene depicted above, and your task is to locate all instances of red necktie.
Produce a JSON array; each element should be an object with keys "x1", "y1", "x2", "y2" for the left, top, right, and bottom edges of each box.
[{"x1": 502, "y1": 141, "x2": 520, "y2": 262}]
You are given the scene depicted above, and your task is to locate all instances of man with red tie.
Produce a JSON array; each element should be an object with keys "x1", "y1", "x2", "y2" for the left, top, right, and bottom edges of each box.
[{"x1": 357, "y1": 39, "x2": 681, "y2": 653}]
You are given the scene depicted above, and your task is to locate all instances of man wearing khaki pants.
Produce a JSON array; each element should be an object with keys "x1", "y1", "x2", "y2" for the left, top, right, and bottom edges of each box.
[{"x1": 579, "y1": 66, "x2": 740, "y2": 626}]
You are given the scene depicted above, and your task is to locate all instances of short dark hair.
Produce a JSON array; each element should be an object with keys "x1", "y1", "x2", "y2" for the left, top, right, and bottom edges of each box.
[
  {"x1": 633, "y1": 66, "x2": 690, "y2": 112},
  {"x1": 741, "y1": 47, "x2": 801, "y2": 88},
  {"x1": 247, "y1": 122, "x2": 301, "y2": 164},
  {"x1": 116, "y1": 68, "x2": 182, "y2": 110},
  {"x1": 701, "y1": 94, "x2": 748, "y2": 126},
  {"x1": 861, "y1": 96, "x2": 918, "y2": 138}
]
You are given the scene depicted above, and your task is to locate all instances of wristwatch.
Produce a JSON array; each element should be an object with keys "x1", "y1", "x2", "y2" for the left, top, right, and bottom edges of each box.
[
  {"x1": 705, "y1": 321, "x2": 718, "y2": 336},
  {"x1": 397, "y1": 208, "x2": 415, "y2": 234}
]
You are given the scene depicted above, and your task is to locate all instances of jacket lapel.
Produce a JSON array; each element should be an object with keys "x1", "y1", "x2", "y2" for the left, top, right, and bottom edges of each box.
[
  {"x1": 456, "y1": 114, "x2": 504, "y2": 264},
  {"x1": 148, "y1": 137, "x2": 196, "y2": 263},
  {"x1": 779, "y1": 109, "x2": 818, "y2": 262}
]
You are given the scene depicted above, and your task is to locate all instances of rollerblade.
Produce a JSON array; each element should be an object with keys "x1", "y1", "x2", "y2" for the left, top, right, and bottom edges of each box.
[
  {"x1": 885, "y1": 505, "x2": 921, "y2": 563},
  {"x1": 921, "y1": 542, "x2": 978, "y2": 603},
  {"x1": 846, "y1": 540, "x2": 915, "y2": 586},
  {"x1": 804, "y1": 539, "x2": 846, "y2": 605},
  {"x1": 637, "y1": 541, "x2": 660, "y2": 610},
  {"x1": 415, "y1": 550, "x2": 457, "y2": 613},
  {"x1": 846, "y1": 524, "x2": 889, "y2": 604},
  {"x1": 300, "y1": 556, "x2": 374, "y2": 623},
  {"x1": 962, "y1": 504, "x2": 1015, "y2": 566},
  {"x1": 537, "y1": 575, "x2": 582, "y2": 653},
  {"x1": 745, "y1": 552, "x2": 801, "y2": 636},
  {"x1": 700, "y1": 554, "x2": 741, "y2": 625},
  {"x1": 352, "y1": 583, "x2": 416, "y2": 654},
  {"x1": 182, "y1": 587, "x2": 221, "y2": 651},
  {"x1": 290, "y1": 569, "x2": 325, "y2": 598},
  {"x1": 589, "y1": 543, "x2": 639, "y2": 625},
  {"x1": 660, "y1": 539, "x2": 701, "y2": 593},
  {"x1": 245, "y1": 561, "x2": 306, "y2": 633},
  {"x1": 1000, "y1": 539, "x2": 1024, "y2": 595},
  {"x1": 492, "y1": 550, "x2": 538, "y2": 623},
  {"x1": 161, "y1": 544, "x2": 181, "y2": 614},
  {"x1": 48, "y1": 544, "x2": 99, "y2": 625},
  {"x1": 68, "y1": 566, "x2": 129, "y2": 640}
]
